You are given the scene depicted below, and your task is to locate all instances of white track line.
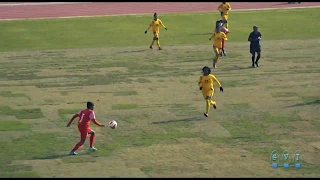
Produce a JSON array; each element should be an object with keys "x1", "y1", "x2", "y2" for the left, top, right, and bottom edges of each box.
[
  {"x1": 0, "y1": 2, "x2": 91, "y2": 7},
  {"x1": 0, "y1": 5, "x2": 319, "y2": 21}
]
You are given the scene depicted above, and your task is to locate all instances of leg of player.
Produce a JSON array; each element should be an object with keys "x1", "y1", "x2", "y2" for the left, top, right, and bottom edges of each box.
[
  {"x1": 155, "y1": 33, "x2": 162, "y2": 50},
  {"x1": 209, "y1": 90, "x2": 217, "y2": 109},
  {"x1": 150, "y1": 39, "x2": 155, "y2": 49},
  {"x1": 88, "y1": 130, "x2": 97, "y2": 151},
  {"x1": 255, "y1": 51, "x2": 261, "y2": 67},
  {"x1": 150, "y1": 32, "x2": 156, "y2": 49},
  {"x1": 213, "y1": 47, "x2": 219, "y2": 68},
  {"x1": 69, "y1": 130, "x2": 88, "y2": 155},
  {"x1": 70, "y1": 139, "x2": 85, "y2": 155},
  {"x1": 250, "y1": 46, "x2": 256, "y2": 68},
  {"x1": 204, "y1": 96, "x2": 211, "y2": 117},
  {"x1": 221, "y1": 39, "x2": 227, "y2": 56}
]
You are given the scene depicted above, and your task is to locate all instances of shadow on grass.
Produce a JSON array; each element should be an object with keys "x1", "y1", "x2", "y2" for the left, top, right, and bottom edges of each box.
[
  {"x1": 227, "y1": 65, "x2": 255, "y2": 70},
  {"x1": 288, "y1": 99, "x2": 320, "y2": 107},
  {"x1": 32, "y1": 152, "x2": 90, "y2": 160},
  {"x1": 118, "y1": 49, "x2": 148, "y2": 54},
  {"x1": 190, "y1": 33, "x2": 212, "y2": 36},
  {"x1": 150, "y1": 116, "x2": 206, "y2": 124}
]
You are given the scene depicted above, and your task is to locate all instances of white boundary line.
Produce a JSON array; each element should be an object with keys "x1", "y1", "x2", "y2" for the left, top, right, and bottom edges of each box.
[
  {"x1": 0, "y1": 5, "x2": 319, "y2": 21},
  {"x1": 0, "y1": 2, "x2": 91, "y2": 7}
]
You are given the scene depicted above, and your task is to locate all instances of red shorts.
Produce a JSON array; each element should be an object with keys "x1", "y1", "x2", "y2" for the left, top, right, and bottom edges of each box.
[{"x1": 78, "y1": 127, "x2": 93, "y2": 140}]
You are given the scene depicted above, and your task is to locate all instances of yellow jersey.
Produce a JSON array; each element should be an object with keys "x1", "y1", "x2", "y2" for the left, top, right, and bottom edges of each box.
[
  {"x1": 218, "y1": 3, "x2": 231, "y2": 16},
  {"x1": 198, "y1": 74, "x2": 222, "y2": 90},
  {"x1": 147, "y1": 19, "x2": 166, "y2": 33},
  {"x1": 210, "y1": 31, "x2": 227, "y2": 49}
]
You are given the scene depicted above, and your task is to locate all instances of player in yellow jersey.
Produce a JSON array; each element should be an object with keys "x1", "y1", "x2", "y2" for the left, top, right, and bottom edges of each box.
[
  {"x1": 145, "y1": 13, "x2": 167, "y2": 50},
  {"x1": 198, "y1": 66, "x2": 224, "y2": 118},
  {"x1": 218, "y1": 2, "x2": 231, "y2": 28},
  {"x1": 209, "y1": 26, "x2": 228, "y2": 68}
]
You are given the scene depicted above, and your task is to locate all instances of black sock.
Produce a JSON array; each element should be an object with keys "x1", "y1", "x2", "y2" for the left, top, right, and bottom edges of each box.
[
  {"x1": 252, "y1": 55, "x2": 255, "y2": 63},
  {"x1": 256, "y1": 55, "x2": 260, "y2": 63}
]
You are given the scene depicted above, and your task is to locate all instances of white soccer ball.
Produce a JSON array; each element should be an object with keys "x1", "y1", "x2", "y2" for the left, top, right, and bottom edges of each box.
[{"x1": 109, "y1": 120, "x2": 117, "y2": 129}]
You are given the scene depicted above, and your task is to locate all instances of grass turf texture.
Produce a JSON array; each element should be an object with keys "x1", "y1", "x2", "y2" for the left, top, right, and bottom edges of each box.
[{"x1": 0, "y1": 8, "x2": 319, "y2": 177}]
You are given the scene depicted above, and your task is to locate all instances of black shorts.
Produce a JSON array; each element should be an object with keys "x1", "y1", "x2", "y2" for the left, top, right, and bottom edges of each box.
[{"x1": 250, "y1": 45, "x2": 261, "y2": 54}]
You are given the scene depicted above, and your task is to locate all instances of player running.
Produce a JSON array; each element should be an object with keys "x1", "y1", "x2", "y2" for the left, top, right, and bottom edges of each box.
[
  {"x1": 67, "y1": 101, "x2": 105, "y2": 155},
  {"x1": 198, "y1": 66, "x2": 224, "y2": 118},
  {"x1": 217, "y1": 20, "x2": 230, "y2": 57},
  {"x1": 145, "y1": 13, "x2": 167, "y2": 50},
  {"x1": 218, "y1": 2, "x2": 231, "y2": 29},
  {"x1": 209, "y1": 23, "x2": 228, "y2": 68}
]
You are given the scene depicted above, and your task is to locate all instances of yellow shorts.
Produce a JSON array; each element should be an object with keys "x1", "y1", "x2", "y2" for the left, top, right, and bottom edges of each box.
[
  {"x1": 202, "y1": 89, "x2": 214, "y2": 99},
  {"x1": 153, "y1": 31, "x2": 159, "y2": 38},
  {"x1": 221, "y1": 15, "x2": 228, "y2": 20},
  {"x1": 213, "y1": 46, "x2": 222, "y2": 56}
]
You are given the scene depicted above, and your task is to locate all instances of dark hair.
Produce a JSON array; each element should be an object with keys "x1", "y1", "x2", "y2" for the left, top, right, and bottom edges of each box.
[
  {"x1": 202, "y1": 66, "x2": 211, "y2": 74},
  {"x1": 87, "y1": 101, "x2": 94, "y2": 109}
]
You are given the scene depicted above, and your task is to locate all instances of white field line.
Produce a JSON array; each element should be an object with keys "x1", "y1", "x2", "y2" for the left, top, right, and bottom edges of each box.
[
  {"x1": 0, "y1": 2, "x2": 91, "y2": 7},
  {"x1": 0, "y1": 5, "x2": 319, "y2": 21}
]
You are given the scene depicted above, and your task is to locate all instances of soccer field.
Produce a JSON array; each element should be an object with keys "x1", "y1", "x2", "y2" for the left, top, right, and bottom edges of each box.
[{"x1": 0, "y1": 8, "x2": 319, "y2": 177}]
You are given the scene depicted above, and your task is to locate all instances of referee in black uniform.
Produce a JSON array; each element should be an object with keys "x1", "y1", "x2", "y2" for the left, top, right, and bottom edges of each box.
[{"x1": 248, "y1": 25, "x2": 262, "y2": 68}]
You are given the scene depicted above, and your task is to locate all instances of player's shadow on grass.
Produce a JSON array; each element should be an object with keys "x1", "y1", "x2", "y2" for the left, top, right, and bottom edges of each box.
[
  {"x1": 118, "y1": 49, "x2": 148, "y2": 54},
  {"x1": 222, "y1": 65, "x2": 253, "y2": 71},
  {"x1": 150, "y1": 116, "x2": 206, "y2": 124},
  {"x1": 288, "y1": 99, "x2": 320, "y2": 107},
  {"x1": 32, "y1": 152, "x2": 90, "y2": 160},
  {"x1": 190, "y1": 33, "x2": 212, "y2": 36}
]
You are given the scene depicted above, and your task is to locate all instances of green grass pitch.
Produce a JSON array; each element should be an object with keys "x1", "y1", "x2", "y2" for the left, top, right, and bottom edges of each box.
[{"x1": 0, "y1": 8, "x2": 319, "y2": 177}]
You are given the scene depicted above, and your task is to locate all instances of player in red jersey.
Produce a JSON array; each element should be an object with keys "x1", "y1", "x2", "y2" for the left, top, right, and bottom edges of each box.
[{"x1": 67, "y1": 101, "x2": 105, "y2": 155}]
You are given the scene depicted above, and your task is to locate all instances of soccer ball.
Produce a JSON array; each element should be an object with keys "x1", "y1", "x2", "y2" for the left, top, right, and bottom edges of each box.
[{"x1": 109, "y1": 120, "x2": 117, "y2": 129}]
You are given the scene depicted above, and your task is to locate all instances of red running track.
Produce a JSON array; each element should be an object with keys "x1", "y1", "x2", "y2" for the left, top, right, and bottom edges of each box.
[{"x1": 0, "y1": 2, "x2": 319, "y2": 20}]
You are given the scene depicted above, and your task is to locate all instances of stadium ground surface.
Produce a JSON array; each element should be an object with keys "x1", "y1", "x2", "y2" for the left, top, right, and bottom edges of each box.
[{"x1": 0, "y1": 2, "x2": 319, "y2": 178}]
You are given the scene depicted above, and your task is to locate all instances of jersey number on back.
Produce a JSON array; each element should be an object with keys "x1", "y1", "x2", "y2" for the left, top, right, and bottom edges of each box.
[
  {"x1": 204, "y1": 80, "x2": 209, "y2": 84},
  {"x1": 79, "y1": 113, "x2": 85, "y2": 123}
]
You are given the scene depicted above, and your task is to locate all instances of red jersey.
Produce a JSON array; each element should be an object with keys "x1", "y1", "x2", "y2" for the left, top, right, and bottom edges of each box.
[
  {"x1": 77, "y1": 109, "x2": 96, "y2": 130},
  {"x1": 220, "y1": 27, "x2": 229, "y2": 34}
]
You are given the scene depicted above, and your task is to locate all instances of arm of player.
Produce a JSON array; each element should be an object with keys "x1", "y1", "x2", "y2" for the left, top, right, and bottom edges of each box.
[
  {"x1": 160, "y1": 20, "x2": 167, "y2": 30},
  {"x1": 92, "y1": 119, "x2": 104, "y2": 127},
  {"x1": 145, "y1": 21, "x2": 153, "y2": 34},
  {"x1": 198, "y1": 76, "x2": 203, "y2": 90},
  {"x1": 248, "y1": 33, "x2": 252, "y2": 41},
  {"x1": 218, "y1": 4, "x2": 223, "y2": 12},
  {"x1": 218, "y1": 5, "x2": 223, "y2": 16},
  {"x1": 209, "y1": 33, "x2": 214, "y2": 40},
  {"x1": 67, "y1": 113, "x2": 80, "y2": 127},
  {"x1": 227, "y1": 3, "x2": 231, "y2": 10},
  {"x1": 211, "y1": 75, "x2": 224, "y2": 92},
  {"x1": 223, "y1": 33, "x2": 228, "y2": 41},
  {"x1": 89, "y1": 111, "x2": 104, "y2": 127}
]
